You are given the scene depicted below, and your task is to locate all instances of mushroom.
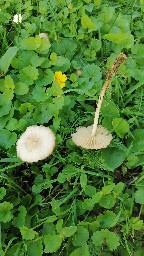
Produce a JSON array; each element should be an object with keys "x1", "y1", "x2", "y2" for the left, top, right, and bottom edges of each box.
[
  {"x1": 72, "y1": 125, "x2": 112, "y2": 150},
  {"x1": 72, "y1": 53, "x2": 127, "y2": 149},
  {"x1": 16, "y1": 125, "x2": 56, "y2": 163},
  {"x1": 38, "y1": 33, "x2": 50, "y2": 43}
]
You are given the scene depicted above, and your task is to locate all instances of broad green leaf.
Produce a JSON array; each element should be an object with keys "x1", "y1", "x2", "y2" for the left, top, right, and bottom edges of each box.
[
  {"x1": 101, "y1": 147, "x2": 126, "y2": 171},
  {"x1": 4, "y1": 75, "x2": 15, "y2": 90},
  {"x1": 99, "y1": 194, "x2": 116, "y2": 209},
  {"x1": 19, "y1": 66, "x2": 39, "y2": 84},
  {"x1": 44, "y1": 69, "x2": 54, "y2": 84},
  {"x1": 27, "y1": 240, "x2": 43, "y2": 256},
  {"x1": 20, "y1": 226, "x2": 38, "y2": 240},
  {"x1": 32, "y1": 104, "x2": 52, "y2": 123},
  {"x1": 0, "y1": 187, "x2": 6, "y2": 201},
  {"x1": 15, "y1": 82, "x2": 29, "y2": 95},
  {"x1": 84, "y1": 185, "x2": 96, "y2": 197},
  {"x1": 91, "y1": 192, "x2": 103, "y2": 204},
  {"x1": 0, "y1": 46, "x2": 18, "y2": 72},
  {"x1": 11, "y1": 51, "x2": 42, "y2": 69},
  {"x1": 94, "y1": 0, "x2": 102, "y2": 7},
  {"x1": 101, "y1": 183, "x2": 115, "y2": 195},
  {"x1": 6, "y1": 118, "x2": 27, "y2": 131},
  {"x1": 42, "y1": 223, "x2": 55, "y2": 236},
  {"x1": 73, "y1": 226, "x2": 89, "y2": 246},
  {"x1": 80, "y1": 173, "x2": 87, "y2": 190},
  {"x1": 99, "y1": 6, "x2": 115, "y2": 23},
  {"x1": 97, "y1": 211, "x2": 117, "y2": 228},
  {"x1": 6, "y1": 118, "x2": 18, "y2": 131},
  {"x1": 51, "y1": 199, "x2": 61, "y2": 215},
  {"x1": 126, "y1": 67, "x2": 144, "y2": 81},
  {"x1": 52, "y1": 56, "x2": 70, "y2": 72},
  {"x1": 20, "y1": 37, "x2": 41, "y2": 50},
  {"x1": 126, "y1": 155, "x2": 139, "y2": 168},
  {"x1": 50, "y1": 52, "x2": 57, "y2": 63},
  {"x1": 46, "y1": 215, "x2": 57, "y2": 223},
  {"x1": 104, "y1": 33, "x2": 134, "y2": 48},
  {"x1": 52, "y1": 39, "x2": 77, "y2": 59},
  {"x1": 83, "y1": 63, "x2": 102, "y2": 81},
  {"x1": 30, "y1": 54, "x2": 45, "y2": 67},
  {"x1": 13, "y1": 206, "x2": 27, "y2": 228},
  {"x1": 130, "y1": 217, "x2": 143, "y2": 232},
  {"x1": 50, "y1": 83, "x2": 63, "y2": 96},
  {"x1": 115, "y1": 14, "x2": 131, "y2": 32},
  {"x1": 106, "y1": 230, "x2": 120, "y2": 251},
  {"x1": 81, "y1": 15, "x2": 96, "y2": 30},
  {"x1": 17, "y1": 119, "x2": 28, "y2": 131},
  {"x1": 53, "y1": 96, "x2": 64, "y2": 109},
  {"x1": 5, "y1": 243, "x2": 21, "y2": 256},
  {"x1": 131, "y1": 43, "x2": 144, "y2": 68},
  {"x1": 70, "y1": 243, "x2": 90, "y2": 256},
  {"x1": 20, "y1": 65, "x2": 39, "y2": 82},
  {"x1": 53, "y1": 116, "x2": 61, "y2": 130},
  {"x1": 39, "y1": 0, "x2": 48, "y2": 14},
  {"x1": 112, "y1": 118, "x2": 129, "y2": 138},
  {"x1": 0, "y1": 89, "x2": 14, "y2": 105},
  {"x1": 62, "y1": 226, "x2": 77, "y2": 238},
  {"x1": 113, "y1": 182, "x2": 125, "y2": 195},
  {"x1": 82, "y1": 242, "x2": 90, "y2": 256},
  {"x1": 56, "y1": 219, "x2": 63, "y2": 233},
  {"x1": 0, "y1": 201, "x2": 13, "y2": 223},
  {"x1": 0, "y1": 109, "x2": 14, "y2": 130},
  {"x1": 134, "y1": 188, "x2": 144, "y2": 204},
  {"x1": 92, "y1": 229, "x2": 120, "y2": 251},
  {"x1": 127, "y1": 129, "x2": 144, "y2": 153},
  {"x1": 70, "y1": 73, "x2": 78, "y2": 83},
  {"x1": 19, "y1": 103, "x2": 35, "y2": 114},
  {"x1": 70, "y1": 248, "x2": 82, "y2": 256},
  {"x1": 32, "y1": 85, "x2": 47, "y2": 102},
  {"x1": 36, "y1": 37, "x2": 51, "y2": 54},
  {"x1": 0, "y1": 103, "x2": 11, "y2": 117},
  {"x1": 0, "y1": 116, "x2": 8, "y2": 130},
  {"x1": 0, "y1": 129, "x2": 17, "y2": 149},
  {"x1": 101, "y1": 100, "x2": 120, "y2": 130},
  {"x1": 92, "y1": 229, "x2": 105, "y2": 247},
  {"x1": 81, "y1": 198, "x2": 95, "y2": 212},
  {"x1": 44, "y1": 234, "x2": 62, "y2": 253}
]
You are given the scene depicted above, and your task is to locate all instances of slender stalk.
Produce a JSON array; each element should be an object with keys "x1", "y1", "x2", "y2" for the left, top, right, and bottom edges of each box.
[
  {"x1": 91, "y1": 53, "x2": 127, "y2": 136},
  {"x1": 91, "y1": 78, "x2": 111, "y2": 136}
]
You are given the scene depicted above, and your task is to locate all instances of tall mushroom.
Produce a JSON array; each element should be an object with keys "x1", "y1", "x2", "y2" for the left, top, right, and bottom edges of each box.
[{"x1": 72, "y1": 53, "x2": 127, "y2": 149}]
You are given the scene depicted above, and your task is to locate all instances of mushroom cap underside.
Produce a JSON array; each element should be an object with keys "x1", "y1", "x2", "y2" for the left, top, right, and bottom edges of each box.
[{"x1": 71, "y1": 125, "x2": 112, "y2": 149}]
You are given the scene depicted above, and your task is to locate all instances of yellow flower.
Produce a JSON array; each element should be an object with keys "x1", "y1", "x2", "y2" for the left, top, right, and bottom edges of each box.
[{"x1": 54, "y1": 71, "x2": 67, "y2": 88}]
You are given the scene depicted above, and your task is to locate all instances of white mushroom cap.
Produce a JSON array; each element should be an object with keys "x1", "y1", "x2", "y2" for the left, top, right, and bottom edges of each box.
[
  {"x1": 71, "y1": 125, "x2": 112, "y2": 150},
  {"x1": 38, "y1": 33, "x2": 50, "y2": 43},
  {"x1": 16, "y1": 125, "x2": 56, "y2": 163}
]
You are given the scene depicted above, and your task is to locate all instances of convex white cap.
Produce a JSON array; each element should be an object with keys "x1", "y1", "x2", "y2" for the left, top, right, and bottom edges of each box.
[{"x1": 16, "y1": 125, "x2": 56, "y2": 163}]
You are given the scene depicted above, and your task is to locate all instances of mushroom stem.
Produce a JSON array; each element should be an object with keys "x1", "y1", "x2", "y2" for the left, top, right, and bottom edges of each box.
[
  {"x1": 91, "y1": 53, "x2": 127, "y2": 137},
  {"x1": 91, "y1": 79, "x2": 110, "y2": 136}
]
